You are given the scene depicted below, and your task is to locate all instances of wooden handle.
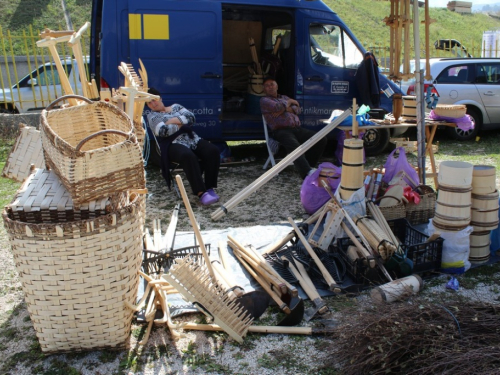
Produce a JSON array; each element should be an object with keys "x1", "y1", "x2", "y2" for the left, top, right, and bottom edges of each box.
[
  {"x1": 75, "y1": 129, "x2": 130, "y2": 151},
  {"x1": 232, "y1": 250, "x2": 291, "y2": 314},
  {"x1": 281, "y1": 256, "x2": 320, "y2": 300},
  {"x1": 175, "y1": 175, "x2": 216, "y2": 280},
  {"x1": 287, "y1": 218, "x2": 339, "y2": 292},
  {"x1": 173, "y1": 321, "x2": 312, "y2": 335},
  {"x1": 230, "y1": 242, "x2": 285, "y2": 296},
  {"x1": 352, "y1": 98, "x2": 358, "y2": 138}
]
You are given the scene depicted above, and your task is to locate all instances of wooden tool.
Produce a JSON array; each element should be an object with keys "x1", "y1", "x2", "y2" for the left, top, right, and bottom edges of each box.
[
  {"x1": 287, "y1": 218, "x2": 340, "y2": 293},
  {"x1": 228, "y1": 235, "x2": 298, "y2": 297},
  {"x1": 211, "y1": 108, "x2": 352, "y2": 220},
  {"x1": 175, "y1": 175, "x2": 216, "y2": 281},
  {"x1": 68, "y1": 22, "x2": 94, "y2": 99},
  {"x1": 307, "y1": 201, "x2": 344, "y2": 250},
  {"x1": 36, "y1": 34, "x2": 78, "y2": 106},
  {"x1": 281, "y1": 256, "x2": 328, "y2": 321},
  {"x1": 164, "y1": 256, "x2": 253, "y2": 343}
]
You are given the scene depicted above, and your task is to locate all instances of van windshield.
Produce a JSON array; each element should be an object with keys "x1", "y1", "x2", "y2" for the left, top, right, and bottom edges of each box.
[{"x1": 309, "y1": 24, "x2": 362, "y2": 69}]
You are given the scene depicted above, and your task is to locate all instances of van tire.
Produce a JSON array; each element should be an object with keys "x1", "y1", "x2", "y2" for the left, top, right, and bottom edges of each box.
[
  {"x1": 363, "y1": 128, "x2": 390, "y2": 156},
  {"x1": 446, "y1": 106, "x2": 480, "y2": 141}
]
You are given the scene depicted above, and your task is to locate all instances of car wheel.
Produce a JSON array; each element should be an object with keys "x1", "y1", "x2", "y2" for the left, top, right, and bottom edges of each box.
[
  {"x1": 363, "y1": 128, "x2": 390, "y2": 156},
  {"x1": 447, "y1": 107, "x2": 480, "y2": 141},
  {"x1": 0, "y1": 107, "x2": 16, "y2": 114}
]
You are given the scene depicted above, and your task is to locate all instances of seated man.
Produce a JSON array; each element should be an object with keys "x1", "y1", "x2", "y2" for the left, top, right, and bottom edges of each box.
[{"x1": 260, "y1": 77, "x2": 327, "y2": 179}]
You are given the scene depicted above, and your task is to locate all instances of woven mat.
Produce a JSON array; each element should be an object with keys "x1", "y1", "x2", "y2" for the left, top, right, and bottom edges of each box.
[{"x1": 2, "y1": 124, "x2": 45, "y2": 182}]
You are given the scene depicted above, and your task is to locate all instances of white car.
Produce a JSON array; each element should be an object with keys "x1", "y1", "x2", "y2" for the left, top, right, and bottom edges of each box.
[
  {"x1": 0, "y1": 57, "x2": 88, "y2": 114},
  {"x1": 399, "y1": 58, "x2": 500, "y2": 141}
]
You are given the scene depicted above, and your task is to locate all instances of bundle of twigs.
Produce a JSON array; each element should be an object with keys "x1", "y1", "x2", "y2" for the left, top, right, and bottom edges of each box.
[{"x1": 322, "y1": 296, "x2": 500, "y2": 375}]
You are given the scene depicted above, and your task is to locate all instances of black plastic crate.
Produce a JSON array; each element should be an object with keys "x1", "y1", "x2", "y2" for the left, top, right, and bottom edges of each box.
[
  {"x1": 388, "y1": 218, "x2": 443, "y2": 275},
  {"x1": 336, "y1": 238, "x2": 382, "y2": 285}
]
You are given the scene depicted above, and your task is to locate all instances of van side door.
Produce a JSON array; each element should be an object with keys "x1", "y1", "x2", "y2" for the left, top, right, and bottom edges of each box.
[
  {"x1": 127, "y1": 0, "x2": 223, "y2": 139},
  {"x1": 298, "y1": 19, "x2": 363, "y2": 129}
]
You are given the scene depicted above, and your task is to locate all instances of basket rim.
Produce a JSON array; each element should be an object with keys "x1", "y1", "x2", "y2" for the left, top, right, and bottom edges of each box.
[{"x1": 40, "y1": 101, "x2": 135, "y2": 156}]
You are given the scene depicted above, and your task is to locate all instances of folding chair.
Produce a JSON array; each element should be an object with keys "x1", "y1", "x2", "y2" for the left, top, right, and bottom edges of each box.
[
  {"x1": 143, "y1": 112, "x2": 181, "y2": 198},
  {"x1": 262, "y1": 115, "x2": 281, "y2": 169}
]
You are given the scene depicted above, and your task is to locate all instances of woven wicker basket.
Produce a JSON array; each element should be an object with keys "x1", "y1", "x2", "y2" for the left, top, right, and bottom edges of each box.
[
  {"x1": 405, "y1": 185, "x2": 437, "y2": 225},
  {"x1": 6, "y1": 168, "x2": 128, "y2": 223},
  {"x1": 40, "y1": 96, "x2": 145, "y2": 206},
  {"x1": 3, "y1": 192, "x2": 145, "y2": 354},
  {"x1": 434, "y1": 104, "x2": 466, "y2": 119},
  {"x1": 369, "y1": 196, "x2": 407, "y2": 221}
]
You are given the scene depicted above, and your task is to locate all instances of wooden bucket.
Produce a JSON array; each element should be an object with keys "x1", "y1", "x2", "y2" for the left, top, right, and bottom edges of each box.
[
  {"x1": 472, "y1": 165, "x2": 497, "y2": 195},
  {"x1": 469, "y1": 231, "x2": 491, "y2": 264},
  {"x1": 438, "y1": 160, "x2": 473, "y2": 188},
  {"x1": 248, "y1": 74, "x2": 265, "y2": 96},
  {"x1": 339, "y1": 138, "x2": 364, "y2": 200},
  {"x1": 470, "y1": 190, "x2": 499, "y2": 231},
  {"x1": 433, "y1": 184, "x2": 471, "y2": 231},
  {"x1": 402, "y1": 95, "x2": 417, "y2": 121}
]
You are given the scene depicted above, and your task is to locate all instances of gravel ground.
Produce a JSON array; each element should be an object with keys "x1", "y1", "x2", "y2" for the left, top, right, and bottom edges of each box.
[{"x1": 1, "y1": 143, "x2": 500, "y2": 375}]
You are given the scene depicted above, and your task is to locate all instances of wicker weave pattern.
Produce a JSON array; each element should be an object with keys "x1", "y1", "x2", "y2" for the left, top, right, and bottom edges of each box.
[
  {"x1": 6, "y1": 168, "x2": 129, "y2": 223},
  {"x1": 406, "y1": 185, "x2": 436, "y2": 225},
  {"x1": 40, "y1": 101, "x2": 145, "y2": 206},
  {"x1": 2, "y1": 125, "x2": 45, "y2": 182},
  {"x1": 369, "y1": 196, "x2": 407, "y2": 221},
  {"x1": 3, "y1": 194, "x2": 145, "y2": 353}
]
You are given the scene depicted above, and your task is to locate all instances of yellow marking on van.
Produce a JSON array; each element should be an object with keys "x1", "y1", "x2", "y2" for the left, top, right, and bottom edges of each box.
[
  {"x1": 144, "y1": 14, "x2": 170, "y2": 40},
  {"x1": 129, "y1": 14, "x2": 142, "y2": 39}
]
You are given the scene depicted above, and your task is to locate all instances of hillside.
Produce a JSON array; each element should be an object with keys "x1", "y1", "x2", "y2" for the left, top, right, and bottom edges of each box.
[{"x1": 1, "y1": 0, "x2": 500, "y2": 54}]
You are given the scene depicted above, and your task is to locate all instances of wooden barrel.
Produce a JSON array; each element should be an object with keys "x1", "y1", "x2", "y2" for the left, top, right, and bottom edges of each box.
[
  {"x1": 472, "y1": 165, "x2": 497, "y2": 195},
  {"x1": 248, "y1": 74, "x2": 265, "y2": 96},
  {"x1": 433, "y1": 184, "x2": 471, "y2": 231},
  {"x1": 402, "y1": 95, "x2": 417, "y2": 121},
  {"x1": 438, "y1": 160, "x2": 473, "y2": 188},
  {"x1": 469, "y1": 231, "x2": 491, "y2": 264},
  {"x1": 339, "y1": 138, "x2": 364, "y2": 200},
  {"x1": 470, "y1": 190, "x2": 499, "y2": 231}
]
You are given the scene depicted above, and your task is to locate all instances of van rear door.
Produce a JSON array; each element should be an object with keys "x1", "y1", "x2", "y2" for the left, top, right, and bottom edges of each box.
[
  {"x1": 298, "y1": 18, "x2": 363, "y2": 130},
  {"x1": 127, "y1": 0, "x2": 223, "y2": 139}
]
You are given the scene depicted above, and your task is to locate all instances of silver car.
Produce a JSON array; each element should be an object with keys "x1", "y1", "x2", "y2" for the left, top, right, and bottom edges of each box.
[{"x1": 400, "y1": 58, "x2": 500, "y2": 141}]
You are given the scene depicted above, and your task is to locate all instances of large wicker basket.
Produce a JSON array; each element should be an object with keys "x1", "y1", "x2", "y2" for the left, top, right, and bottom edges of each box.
[
  {"x1": 405, "y1": 185, "x2": 436, "y2": 225},
  {"x1": 370, "y1": 196, "x2": 407, "y2": 221},
  {"x1": 40, "y1": 96, "x2": 145, "y2": 206},
  {"x1": 3, "y1": 192, "x2": 145, "y2": 354}
]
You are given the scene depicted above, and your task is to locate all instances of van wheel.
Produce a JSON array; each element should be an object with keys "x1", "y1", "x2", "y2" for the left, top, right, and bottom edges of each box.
[
  {"x1": 446, "y1": 107, "x2": 480, "y2": 141},
  {"x1": 363, "y1": 128, "x2": 390, "y2": 156}
]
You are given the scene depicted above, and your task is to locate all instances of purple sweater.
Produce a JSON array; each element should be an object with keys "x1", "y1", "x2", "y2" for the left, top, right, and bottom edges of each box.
[{"x1": 260, "y1": 94, "x2": 301, "y2": 131}]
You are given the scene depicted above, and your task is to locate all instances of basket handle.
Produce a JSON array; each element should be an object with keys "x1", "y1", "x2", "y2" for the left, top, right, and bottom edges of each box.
[
  {"x1": 76, "y1": 129, "x2": 130, "y2": 151},
  {"x1": 46, "y1": 95, "x2": 93, "y2": 110}
]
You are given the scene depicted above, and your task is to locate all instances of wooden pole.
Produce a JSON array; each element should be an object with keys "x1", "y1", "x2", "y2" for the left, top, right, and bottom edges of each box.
[
  {"x1": 36, "y1": 35, "x2": 78, "y2": 106},
  {"x1": 287, "y1": 218, "x2": 341, "y2": 293},
  {"x1": 68, "y1": 22, "x2": 91, "y2": 99},
  {"x1": 175, "y1": 175, "x2": 216, "y2": 281},
  {"x1": 211, "y1": 108, "x2": 352, "y2": 220}
]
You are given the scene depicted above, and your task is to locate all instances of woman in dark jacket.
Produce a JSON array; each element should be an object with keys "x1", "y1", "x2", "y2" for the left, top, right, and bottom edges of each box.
[{"x1": 146, "y1": 87, "x2": 220, "y2": 205}]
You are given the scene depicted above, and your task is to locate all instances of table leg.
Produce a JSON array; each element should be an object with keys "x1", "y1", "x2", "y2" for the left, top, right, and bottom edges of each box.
[{"x1": 425, "y1": 125, "x2": 439, "y2": 188}]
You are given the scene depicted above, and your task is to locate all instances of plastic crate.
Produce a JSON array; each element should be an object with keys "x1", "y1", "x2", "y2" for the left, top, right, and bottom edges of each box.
[
  {"x1": 388, "y1": 218, "x2": 444, "y2": 275},
  {"x1": 336, "y1": 239, "x2": 382, "y2": 285}
]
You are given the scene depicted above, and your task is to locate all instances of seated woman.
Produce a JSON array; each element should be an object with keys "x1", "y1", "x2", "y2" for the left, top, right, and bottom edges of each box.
[{"x1": 146, "y1": 87, "x2": 221, "y2": 205}]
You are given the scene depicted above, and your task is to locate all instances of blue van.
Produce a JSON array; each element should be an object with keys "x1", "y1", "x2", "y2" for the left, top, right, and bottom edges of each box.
[{"x1": 90, "y1": 0, "x2": 402, "y2": 155}]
